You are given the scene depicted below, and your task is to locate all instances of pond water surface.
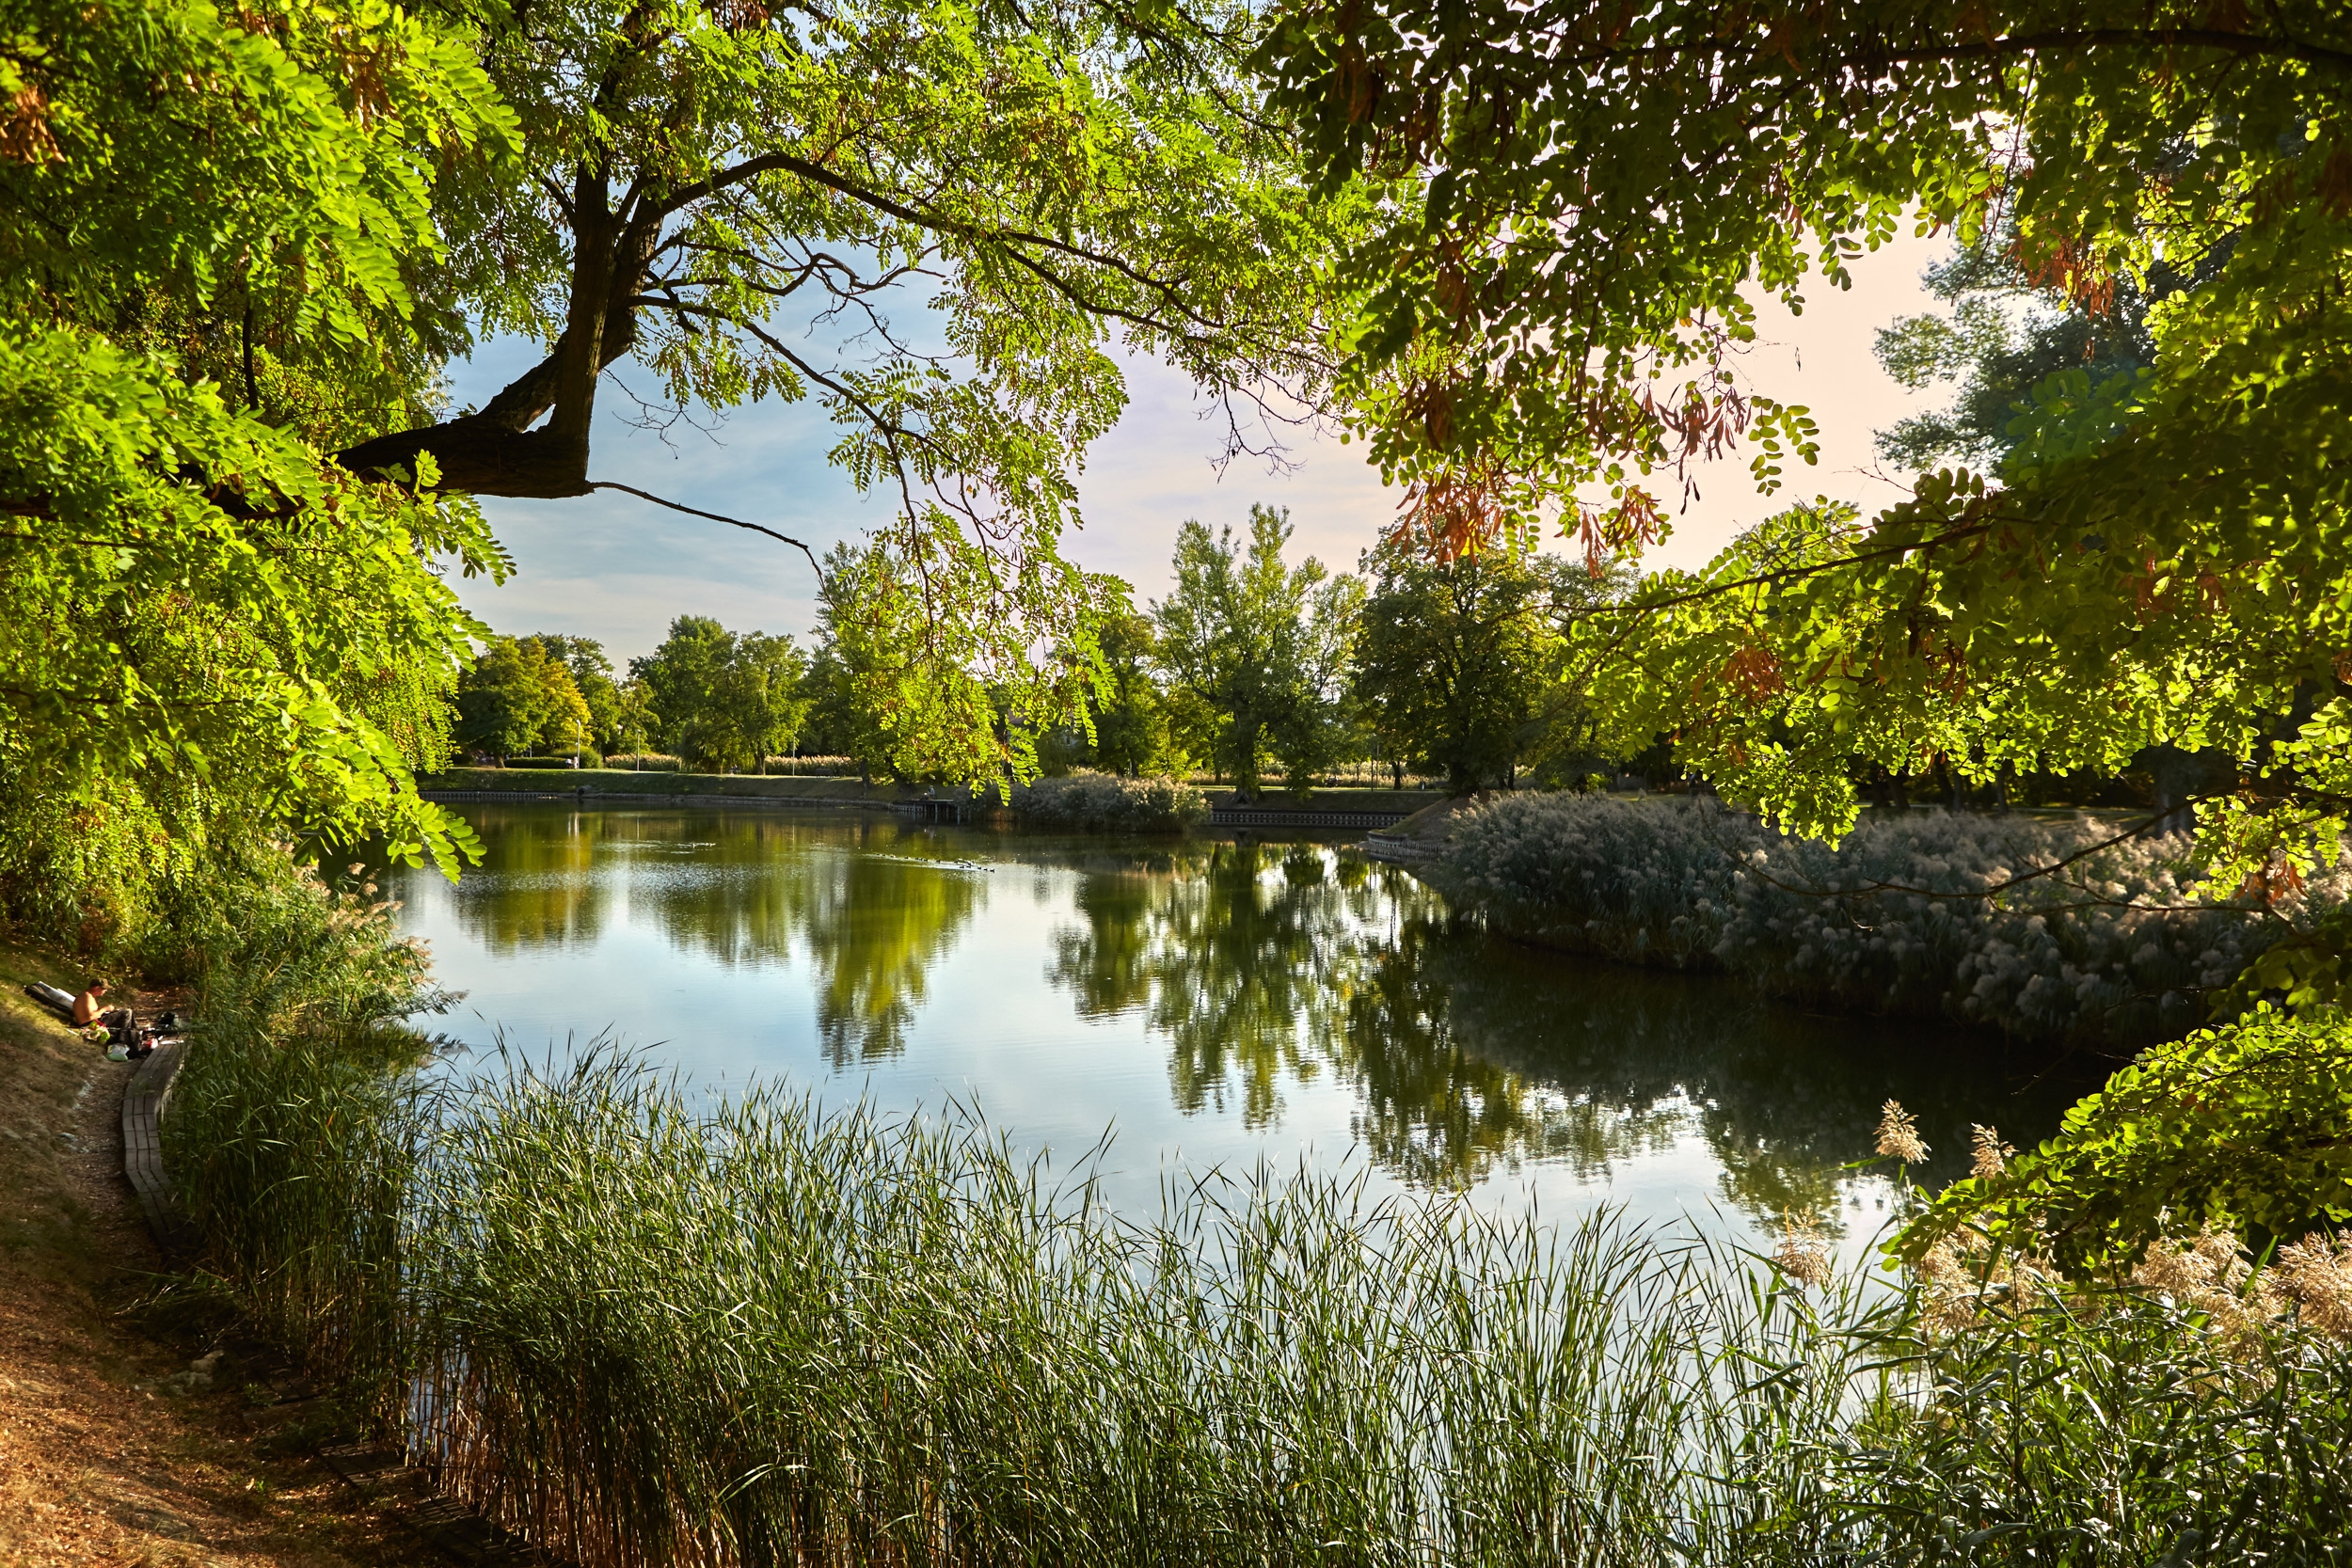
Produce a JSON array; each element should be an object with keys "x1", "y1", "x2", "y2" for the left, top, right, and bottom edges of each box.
[{"x1": 389, "y1": 803, "x2": 2078, "y2": 1259}]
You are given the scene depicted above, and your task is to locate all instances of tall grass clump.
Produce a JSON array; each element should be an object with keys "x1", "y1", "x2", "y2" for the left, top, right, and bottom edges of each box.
[
  {"x1": 757, "y1": 754, "x2": 857, "y2": 776},
  {"x1": 1847, "y1": 1228, "x2": 2352, "y2": 1559},
  {"x1": 1438, "y1": 794, "x2": 2348, "y2": 1047},
  {"x1": 173, "y1": 995, "x2": 2352, "y2": 1563},
  {"x1": 1015, "y1": 770, "x2": 1207, "y2": 832},
  {"x1": 399, "y1": 1050, "x2": 1894, "y2": 1567},
  {"x1": 165, "y1": 854, "x2": 444, "y2": 1413}
]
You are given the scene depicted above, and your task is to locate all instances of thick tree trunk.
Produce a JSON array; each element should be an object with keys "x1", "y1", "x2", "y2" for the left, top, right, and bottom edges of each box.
[{"x1": 334, "y1": 166, "x2": 665, "y2": 499}]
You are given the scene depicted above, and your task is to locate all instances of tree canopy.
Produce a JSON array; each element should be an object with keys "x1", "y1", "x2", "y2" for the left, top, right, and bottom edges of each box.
[
  {"x1": 454, "y1": 637, "x2": 596, "y2": 760},
  {"x1": 1259, "y1": 1, "x2": 2352, "y2": 893},
  {"x1": 1152, "y1": 506, "x2": 1362, "y2": 799},
  {"x1": 0, "y1": 0, "x2": 1365, "y2": 936},
  {"x1": 1, "y1": 0, "x2": 513, "y2": 892},
  {"x1": 1872, "y1": 229, "x2": 2170, "y2": 473},
  {"x1": 630, "y1": 615, "x2": 812, "y2": 771},
  {"x1": 333, "y1": 0, "x2": 1361, "y2": 777},
  {"x1": 1351, "y1": 545, "x2": 1570, "y2": 796}
]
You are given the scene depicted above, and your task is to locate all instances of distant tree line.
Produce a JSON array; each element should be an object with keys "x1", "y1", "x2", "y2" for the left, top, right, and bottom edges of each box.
[
  {"x1": 1083, "y1": 503, "x2": 1629, "y2": 798},
  {"x1": 448, "y1": 504, "x2": 1635, "y2": 794},
  {"x1": 453, "y1": 619, "x2": 807, "y2": 773},
  {"x1": 453, "y1": 498, "x2": 2202, "y2": 811}
]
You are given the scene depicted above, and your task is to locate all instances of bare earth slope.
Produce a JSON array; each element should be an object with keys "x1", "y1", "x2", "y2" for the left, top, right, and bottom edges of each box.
[{"x1": 0, "y1": 945, "x2": 421, "y2": 1568}]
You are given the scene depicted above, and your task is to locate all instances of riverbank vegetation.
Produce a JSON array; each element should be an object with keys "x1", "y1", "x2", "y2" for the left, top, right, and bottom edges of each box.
[
  {"x1": 150, "y1": 872, "x2": 2352, "y2": 1565},
  {"x1": 1439, "y1": 795, "x2": 2349, "y2": 1051},
  {"x1": 1012, "y1": 771, "x2": 1209, "y2": 832},
  {"x1": 10, "y1": 0, "x2": 2352, "y2": 1554}
]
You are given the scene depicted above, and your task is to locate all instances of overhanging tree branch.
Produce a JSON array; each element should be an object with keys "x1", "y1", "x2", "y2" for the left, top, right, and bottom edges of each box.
[{"x1": 589, "y1": 482, "x2": 820, "y2": 574}]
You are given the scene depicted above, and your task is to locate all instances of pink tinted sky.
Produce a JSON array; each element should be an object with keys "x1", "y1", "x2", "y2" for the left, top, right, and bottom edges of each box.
[{"x1": 450, "y1": 228, "x2": 1955, "y2": 662}]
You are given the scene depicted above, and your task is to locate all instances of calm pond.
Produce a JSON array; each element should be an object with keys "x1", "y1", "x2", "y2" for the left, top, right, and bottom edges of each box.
[{"x1": 389, "y1": 802, "x2": 2078, "y2": 1259}]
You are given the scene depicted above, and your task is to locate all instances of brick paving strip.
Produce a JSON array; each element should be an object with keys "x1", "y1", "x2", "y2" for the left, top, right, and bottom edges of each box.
[
  {"x1": 119, "y1": 1042, "x2": 193, "y2": 1260},
  {"x1": 123, "y1": 1036, "x2": 547, "y2": 1565}
]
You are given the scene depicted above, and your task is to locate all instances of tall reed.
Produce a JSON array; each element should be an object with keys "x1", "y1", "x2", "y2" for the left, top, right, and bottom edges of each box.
[
  {"x1": 402, "y1": 1050, "x2": 1892, "y2": 1568},
  {"x1": 163, "y1": 856, "x2": 2352, "y2": 1566},
  {"x1": 165, "y1": 857, "x2": 442, "y2": 1412}
]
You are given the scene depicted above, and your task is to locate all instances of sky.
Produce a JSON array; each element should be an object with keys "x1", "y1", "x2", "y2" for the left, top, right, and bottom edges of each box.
[{"x1": 446, "y1": 227, "x2": 1960, "y2": 664}]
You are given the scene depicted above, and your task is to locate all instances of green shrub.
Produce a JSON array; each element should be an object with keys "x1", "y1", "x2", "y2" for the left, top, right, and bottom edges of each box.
[
  {"x1": 1903, "y1": 1006, "x2": 2352, "y2": 1273},
  {"x1": 601, "y1": 752, "x2": 682, "y2": 771},
  {"x1": 1014, "y1": 770, "x2": 1206, "y2": 832}
]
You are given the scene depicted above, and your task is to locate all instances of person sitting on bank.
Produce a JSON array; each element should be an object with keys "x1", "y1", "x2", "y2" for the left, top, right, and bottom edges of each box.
[{"x1": 72, "y1": 979, "x2": 129, "y2": 1030}]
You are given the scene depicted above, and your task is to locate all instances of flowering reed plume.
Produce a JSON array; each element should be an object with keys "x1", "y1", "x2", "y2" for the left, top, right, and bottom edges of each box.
[
  {"x1": 1875, "y1": 1100, "x2": 1929, "y2": 1164},
  {"x1": 1970, "y1": 1125, "x2": 2012, "y2": 1181},
  {"x1": 1912, "y1": 1233, "x2": 2058, "y2": 1334},
  {"x1": 1772, "y1": 1216, "x2": 1834, "y2": 1290},
  {"x1": 2131, "y1": 1227, "x2": 2280, "y2": 1348},
  {"x1": 2272, "y1": 1232, "x2": 2352, "y2": 1338}
]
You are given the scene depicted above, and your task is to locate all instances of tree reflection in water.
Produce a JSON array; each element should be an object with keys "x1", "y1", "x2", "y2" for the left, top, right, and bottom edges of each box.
[
  {"x1": 1049, "y1": 839, "x2": 2075, "y2": 1228},
  {"x1": 1054, "y1": 842, "x2": 1373, "y2": 1125},
  {"x1": 445, "y1": 809, "x2": 616, "y2": 951},
  {"x1": 794, "y1": 847, "x2": 982, "y2": 1064},
  {"x1": 438, "y1": 811, "x2": 2075, "y2": 1232},
  {"x1": 451, "y1": 810, "x2": 982, "y2": 1063}
]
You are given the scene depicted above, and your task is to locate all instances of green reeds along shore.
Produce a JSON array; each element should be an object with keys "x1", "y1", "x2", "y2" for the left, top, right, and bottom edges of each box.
[
  {"x1": 165, "y1": 873, "x2": 2352, "y2": 1566},
  {"x1": 1437, "y1": 793, "x2": 2352, "y2": 1050}
]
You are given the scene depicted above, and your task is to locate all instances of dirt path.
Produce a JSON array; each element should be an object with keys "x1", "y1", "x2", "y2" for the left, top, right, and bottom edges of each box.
[{"x1": 0, "y1": 948, "x2": 423, "y2": 1568}]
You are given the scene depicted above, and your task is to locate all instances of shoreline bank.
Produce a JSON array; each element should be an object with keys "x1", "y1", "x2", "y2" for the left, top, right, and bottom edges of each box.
[{"x1": 419, "y1": 771, "x2": 1442, "y2": 832}]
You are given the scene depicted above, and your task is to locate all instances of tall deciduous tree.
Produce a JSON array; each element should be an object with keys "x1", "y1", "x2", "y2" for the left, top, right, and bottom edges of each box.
[
  {"x1": 808, "y1": 541, "x2": 1089, "y2": 784},
  {"x1": 524, "y1": 635, "x2": 627, "y2": 752},
  {"x1": 455, "y1": 638, "x2": 595, "y2": 760},
  {"x1": 1089, "y1": 594, "x2": 1183, "y2": 780},
  {"x1": 1152, "y1": 507, "x2": 1362, "y2": 799},
  {"x1": 630, "y1": 615, "x2": 811, "y2": 771},
  {"x1": 1350, "y1": 546, "x2": 1577, "y2": 796},
  {"x1": 1041, "y1": 578, "x2": 1184, "y2": 778}
]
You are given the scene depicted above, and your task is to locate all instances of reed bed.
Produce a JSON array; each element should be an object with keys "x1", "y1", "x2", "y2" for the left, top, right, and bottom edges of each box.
[
  {"x1": 166, "y1": 861, "x2": 2352, "y2": 1567},
  {"x1": 165, "y1": 859, "x2": 440, "y2": 1402},
  {"x1": 387, "y1": 1052, "x2": 1901, "y2": 1568},
  {"x1": 758, "y1": 755, "x2": 859, "y2": 776},
  {"x1": 177, "y1": 1039, "x2": 2352, "y2": 1565},
  {"x1": 1015, "y1": 770, "x2": 1208, "y2": 832},
  {"x1": 1439, "y1": 794, "x2": 2351, "y2": 1048}
]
